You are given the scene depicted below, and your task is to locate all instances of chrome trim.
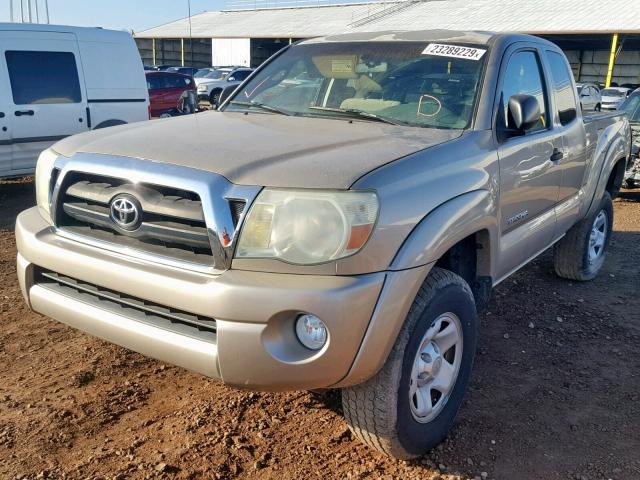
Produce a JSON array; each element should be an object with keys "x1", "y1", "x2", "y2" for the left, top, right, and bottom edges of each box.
[{"x1": 50, "y1": 153, "x2": 262, "y2": 274}]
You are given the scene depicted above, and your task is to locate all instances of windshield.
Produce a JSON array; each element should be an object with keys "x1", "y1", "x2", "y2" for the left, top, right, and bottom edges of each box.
[
  {"x1": 223, "y1": 41, "x2": 487, "y2": 129},
  {"x1": 602, "y1": 88, "x2": 625, "y2": 97},
  {"x1": 200, "y1": 69, "x2": 229, "y2": 79}
]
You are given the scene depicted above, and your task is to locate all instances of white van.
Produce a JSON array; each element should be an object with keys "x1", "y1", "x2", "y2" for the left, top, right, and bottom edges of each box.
[{"x1": 0, "y1": 23, "x2": 150, "y2": 178}]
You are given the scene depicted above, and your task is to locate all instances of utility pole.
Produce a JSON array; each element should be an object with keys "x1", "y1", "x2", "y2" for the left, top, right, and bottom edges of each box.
[{"x1": 188, "y1": 0, "x2": 194, "y2": 66}]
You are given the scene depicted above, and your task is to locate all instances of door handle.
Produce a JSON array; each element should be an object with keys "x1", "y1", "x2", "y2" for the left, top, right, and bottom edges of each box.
[
  {"x1": 550, "y1": 149, "x2": 564, "y2": 163},
  {"x1": 15, "y1": 110, "x2": 35, "y2": 117}
]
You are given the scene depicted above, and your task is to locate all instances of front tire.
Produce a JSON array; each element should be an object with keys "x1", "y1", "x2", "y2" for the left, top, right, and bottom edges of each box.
[
  {"x1": 553, "y1": 191, "x2": 613, "y2": 281},
  {"x1": 595, "y1": 103, "x2": 602, "y2": 112},
  {"x1": 210, "y1": 90, "x2": 221, "y2": 109},
  {"x1": 341, "y1": 268, "x2": 478, "y2": 459}
]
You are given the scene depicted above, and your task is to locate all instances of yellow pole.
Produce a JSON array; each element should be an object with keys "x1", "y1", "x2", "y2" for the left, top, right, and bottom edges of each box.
[
  {"x1": 152, "y1": 38, "x2": 156, "y2": 66},
  {"x1": 605, "y1": 33, "x2": 618, "y2": 88},
  {"x1": 181, "y1": 38, "x2": 185, "y2": 66}
]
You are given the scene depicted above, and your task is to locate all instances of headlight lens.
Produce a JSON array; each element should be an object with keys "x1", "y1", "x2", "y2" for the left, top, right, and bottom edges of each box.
[
  {"x1": 197, "y1": 84, "x2": 208, "y2": 92},
  {"x1": 236, "y1": 189, "x2": 378, "y2": 265},
  {"x1": 35, "y1": 148, "x2": 59, "y2": 223}
]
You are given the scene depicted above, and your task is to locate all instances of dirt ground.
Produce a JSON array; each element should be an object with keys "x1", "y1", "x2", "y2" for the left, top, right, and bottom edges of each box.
[{"x1": 1, "y1": 178, "x2": 639, "y2": 480}]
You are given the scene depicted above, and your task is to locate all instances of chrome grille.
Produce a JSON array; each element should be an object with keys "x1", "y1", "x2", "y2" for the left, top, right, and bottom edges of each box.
[
  {"x1": 54, "y1": 173, "x2": 245, "y2": 266},
  {"x1": 35, "y1": 268, "x2": 217, "y2": 341}
]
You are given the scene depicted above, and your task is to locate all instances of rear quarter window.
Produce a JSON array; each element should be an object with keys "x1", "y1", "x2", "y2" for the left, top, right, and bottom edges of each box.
[
  {"x1": 5, "y1": 50, "x2": 82, "y2": 105},
  {"x1": 546, "y1": 51, "x2": 577, "y2": 125}
]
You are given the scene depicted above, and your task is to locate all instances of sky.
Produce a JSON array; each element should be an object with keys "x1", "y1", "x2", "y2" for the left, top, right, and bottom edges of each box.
[{"x1": 0, "y1": 0, "x2": 228, "y2": 33}]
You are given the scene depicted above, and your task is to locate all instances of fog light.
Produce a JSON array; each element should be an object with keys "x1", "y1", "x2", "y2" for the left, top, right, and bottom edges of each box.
[{"x1": 295, "y1": 314, "x2": 327, "y2": 351}]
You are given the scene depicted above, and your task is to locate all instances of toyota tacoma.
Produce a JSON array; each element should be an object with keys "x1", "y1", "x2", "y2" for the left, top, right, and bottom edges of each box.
[{"x1": 16, "y1": 31, "x2": 630, "y2": 459}]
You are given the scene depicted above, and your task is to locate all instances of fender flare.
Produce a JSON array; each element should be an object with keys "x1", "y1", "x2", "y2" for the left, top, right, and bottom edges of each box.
[
  {"x1": 93, "y1": 119, "x2": 127, "y2": 130},
  {"x1": 390, "y1": 189, "x2": 498, "y2": 273},
  {"x1": 583, "y1": 122, "x2": 629, "y2": 218}
]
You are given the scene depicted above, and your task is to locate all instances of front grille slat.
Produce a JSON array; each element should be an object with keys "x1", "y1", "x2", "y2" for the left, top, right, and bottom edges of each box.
[
  {"x1": 37, "y1": 269, "x2": 217, "y2": 339},
  {"x1": 65, "y1": 180, "x2": 206, "y2": 223},
  {"x1": 56, "y1": 175, "x2": 223, "y2": 266}
]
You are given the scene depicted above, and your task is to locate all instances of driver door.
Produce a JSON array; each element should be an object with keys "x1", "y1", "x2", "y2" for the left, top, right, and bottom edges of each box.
[{"x1": 495, "y1": 46, "x2": 563, "y2": 281}]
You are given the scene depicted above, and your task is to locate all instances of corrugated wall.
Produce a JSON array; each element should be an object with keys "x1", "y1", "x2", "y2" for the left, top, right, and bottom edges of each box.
[
  {"x1": 135, "y1": 38, "x2": 212, "y2": 68},
  {"x1": 565, "y1": 50, "x2": 640, "y2": 85}
]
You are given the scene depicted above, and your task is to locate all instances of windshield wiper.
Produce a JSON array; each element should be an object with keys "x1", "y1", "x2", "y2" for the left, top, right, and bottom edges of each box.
[
  {"x1": 308, "y1": 106, "x2": 407, "y2": 126},
  {"x1": 229, "y1": 100, "x2": 294, "y2": 116}
]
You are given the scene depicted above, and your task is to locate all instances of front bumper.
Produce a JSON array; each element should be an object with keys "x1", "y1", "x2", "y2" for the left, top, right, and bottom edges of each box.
[{"x1": 16, "y1": 207, "x2": 417, "y2": 390}]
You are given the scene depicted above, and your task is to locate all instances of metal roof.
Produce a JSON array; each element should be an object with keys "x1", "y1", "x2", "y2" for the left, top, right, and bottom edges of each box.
[{"x1": 135, "y1": 0, "x2": 640, "y2": 39}]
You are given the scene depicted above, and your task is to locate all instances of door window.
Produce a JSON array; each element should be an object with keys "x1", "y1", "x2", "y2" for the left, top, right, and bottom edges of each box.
[
  {"x1": 546, "y1": 51, "x2": 577, "y2": 125},
  {"x1": 501, "y1": 50, "x2": 548, "y2": 133},
  {"x1": 230, "y1": 70, "x2": 252, "y2": 81},
  {"x1": 5, "y1": 51, "x2": 81, "y2": 105}
]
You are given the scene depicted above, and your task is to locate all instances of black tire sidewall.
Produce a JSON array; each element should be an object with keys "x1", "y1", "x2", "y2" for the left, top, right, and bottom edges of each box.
[
  {"x1": 396, "y1": 283, "x2": 478, "y2": 455},
  {"x1": 580, "y1": 193, "x2": 613, "y2": 277}
]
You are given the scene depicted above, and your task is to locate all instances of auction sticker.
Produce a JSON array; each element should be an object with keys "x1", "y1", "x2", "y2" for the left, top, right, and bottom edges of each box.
[{"x1": 422, "y1": 43, "x2": 486, "y2": 60}]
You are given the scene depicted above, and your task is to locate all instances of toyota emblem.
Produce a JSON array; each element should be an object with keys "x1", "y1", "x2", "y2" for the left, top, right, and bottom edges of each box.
[{"x1": 109, "y1": 195, "x2": 141, "y2": 231}]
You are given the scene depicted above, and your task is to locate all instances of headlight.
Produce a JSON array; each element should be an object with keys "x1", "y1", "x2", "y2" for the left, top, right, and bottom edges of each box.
[
  {"x1": 197, "y1": 84, "x2": 208, "y2": 92},
  {"x1": 35, "y1": 148, "x2": 59, "y2": 223},
  {"x1": 236, "y1": 189, "x2": 378, "y2": 265}
]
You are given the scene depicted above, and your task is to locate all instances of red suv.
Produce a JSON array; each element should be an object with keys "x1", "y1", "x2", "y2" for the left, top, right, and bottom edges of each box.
[{"x1": 145, "y1": 71, "x2": 197, "y2": 118}]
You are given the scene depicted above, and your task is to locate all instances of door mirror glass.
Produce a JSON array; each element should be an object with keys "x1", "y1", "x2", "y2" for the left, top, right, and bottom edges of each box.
[{"x1": 508, "y1": 94, "x2": 541, "y2": 131}]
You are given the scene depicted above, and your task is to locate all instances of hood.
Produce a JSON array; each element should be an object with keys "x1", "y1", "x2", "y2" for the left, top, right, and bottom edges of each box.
[
  {"x1": 53, "y1": 111, "x2": 461, "y2": 189},
  {"x1": 197, "y1": 78, "x2": 227, "y2": 87}
]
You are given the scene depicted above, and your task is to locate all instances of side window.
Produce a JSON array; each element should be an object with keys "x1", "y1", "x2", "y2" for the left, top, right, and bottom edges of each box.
[
  {"x1": 501, "y1": 50, "x2": 548, "y2": 133},
  {"x1": 232, "y1": 70, "x2": 251, "y2": 81},
  {"x1": 546, "y1": 51, "x2": 577, "y2": 125},
  {"x1": 146, "y1": 76, "x2": 162, "y2": 90},
  {"x1": 5, "y1": 51, "x2": 81, "y2": 105}
]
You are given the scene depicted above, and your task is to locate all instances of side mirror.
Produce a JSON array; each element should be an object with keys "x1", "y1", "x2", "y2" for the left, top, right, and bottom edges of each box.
[{"x1": 508, "y1": 94, "x2": 541, "y2": 131}]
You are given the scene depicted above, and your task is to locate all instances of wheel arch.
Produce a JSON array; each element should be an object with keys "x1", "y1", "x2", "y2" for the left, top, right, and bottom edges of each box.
[
  {"x1": 93, "y1": 119, "x2": 127, "y2": 130},
  {"x1": 334, "y1": 191, "x2": 497, "y2": 388},
  {"x1": 390, "y1": 189, "x2": 498, "y2": 287}
]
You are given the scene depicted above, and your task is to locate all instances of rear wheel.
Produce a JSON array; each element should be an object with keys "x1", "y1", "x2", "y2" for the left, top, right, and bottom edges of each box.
[
  {"x1": 553, "y1": 192, "x2": 613, "y2": 281},
  {"x1": 341, "y1": 268, "x2": 478, "y2": 459}
]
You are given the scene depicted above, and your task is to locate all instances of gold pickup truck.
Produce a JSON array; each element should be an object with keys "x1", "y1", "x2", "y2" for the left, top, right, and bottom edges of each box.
[{"x1": 16, "y1": 30, "x2": 630, "y2": 459}]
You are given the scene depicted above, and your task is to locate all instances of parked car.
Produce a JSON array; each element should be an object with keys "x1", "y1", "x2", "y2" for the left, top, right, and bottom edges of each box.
[
  {"x1": 619, "y1": 90, "x2": 640, "y2": 187},
  {"x1": 576, "y1": 82, "x2": 601, "y2": 111},
  {"x1": 600, "y1": 87, "x2": 632, "y2": 110},
  {"x1": 196, "y1": 67, "x2": 254, "y2": 108},
  {"x1": 620, "y1": 83, "x2": 640, "y2": 91},
  {"x1": 166, "y1": 66, "x2": 200, "y2": 77},
  {"x1": 194, "y1": 67, "x2": 234, "y2": 82},
  {"x1": 0, "y1": 22, "x2": 149, "y2": 178},
  {"x1": 145, "y1": 71, "x2": 197, "y2": 117},
  {"x1": 17, "y1": 31, "x2": 630, "y2": 460}
]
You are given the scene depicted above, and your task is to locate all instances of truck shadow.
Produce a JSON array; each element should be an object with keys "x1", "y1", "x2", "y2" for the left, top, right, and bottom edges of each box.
[
  {"x1": 0, "y1": 177, "x2": 35, "y2": 230},
  {"x1": 618, "y1": 188, "x2": 640, "y2": 202}
]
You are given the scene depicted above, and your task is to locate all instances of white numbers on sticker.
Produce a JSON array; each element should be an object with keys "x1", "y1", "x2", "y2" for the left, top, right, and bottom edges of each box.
[{"x1": 422, "y1": 43, "x2": 487, "y2": 61}]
